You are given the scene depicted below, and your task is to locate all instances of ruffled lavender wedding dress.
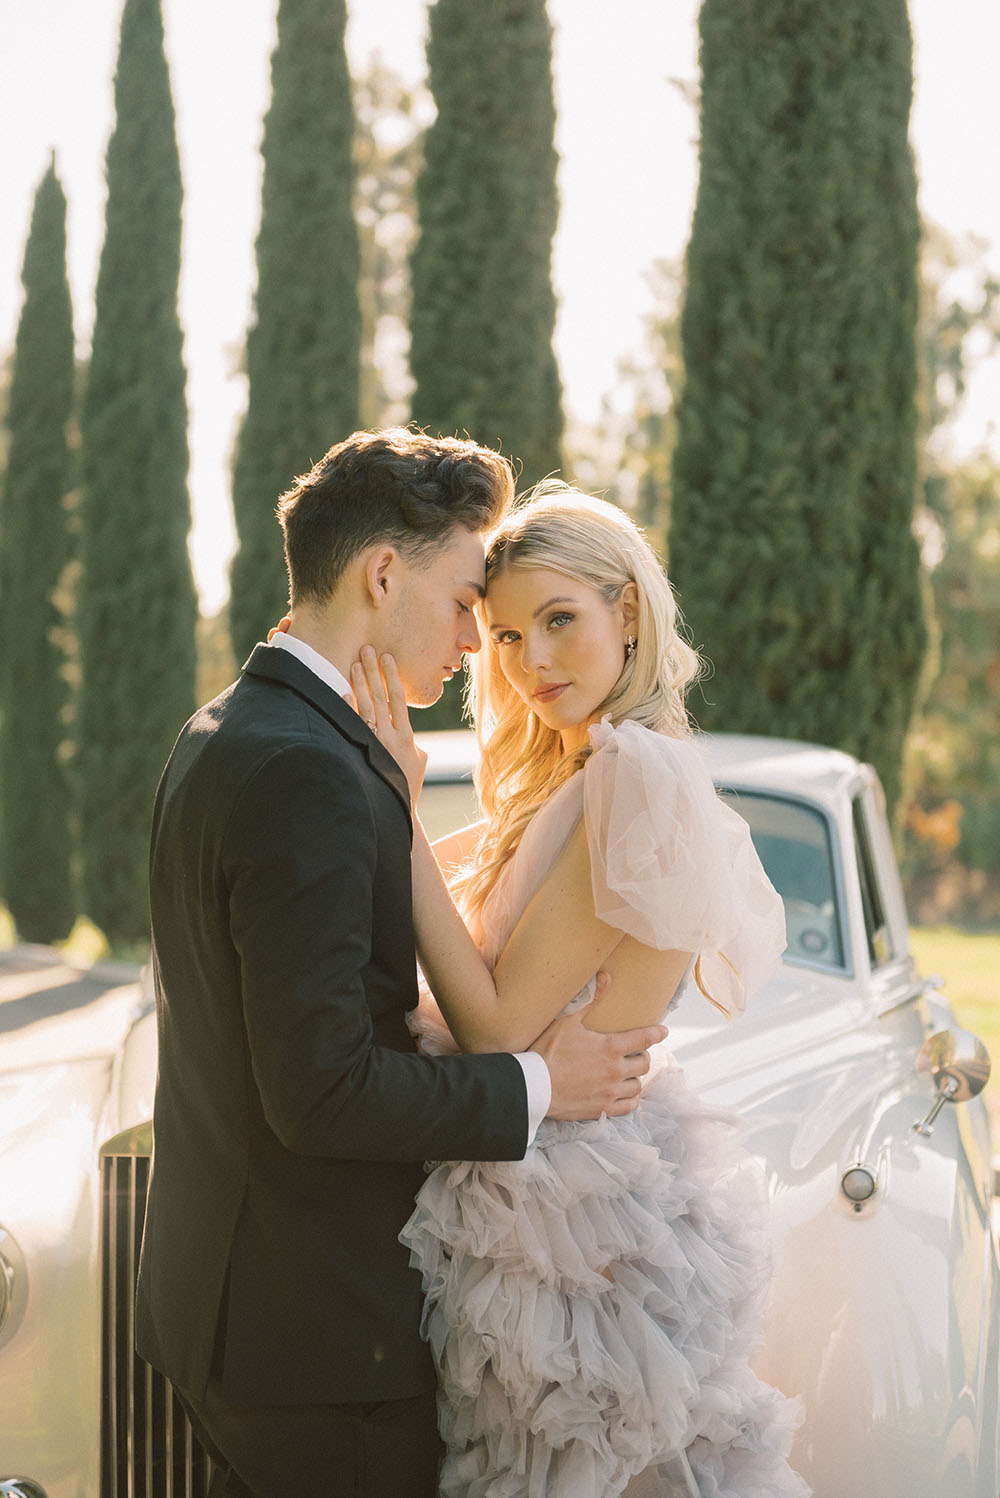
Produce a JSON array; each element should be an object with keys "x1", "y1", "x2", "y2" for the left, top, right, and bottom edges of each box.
[{"x1": 401, "y1": 720, "x2": 810, "y2": 1498}]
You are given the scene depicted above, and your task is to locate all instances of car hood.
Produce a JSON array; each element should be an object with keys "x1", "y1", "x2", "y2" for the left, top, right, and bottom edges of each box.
[
  {"x1": 0, "y1": 968, "x2": 147, "y2": 1074},
  {"x1": 665, "y1": 963, "x2": 927, "y2": 1173},
  {"x1": 0, "y1": 971, "x2": 150, "y2": 1225}
]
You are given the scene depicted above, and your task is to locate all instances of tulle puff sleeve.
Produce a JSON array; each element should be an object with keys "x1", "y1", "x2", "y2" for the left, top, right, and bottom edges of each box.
[{"x1": 584, "y1": 719, "x2": 786, "y2": 1017}]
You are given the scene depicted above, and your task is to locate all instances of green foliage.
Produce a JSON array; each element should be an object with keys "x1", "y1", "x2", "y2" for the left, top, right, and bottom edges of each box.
[
  {"x1": 904, "y1": 458, "x2": 1000, "y2": 920},
  {"x1": 229, "y1": 0, "x2": 361, "y2": 662},
  {"x1": 0, "y1": 161, "x2": 77, "y2": 941},
  {"x1": 917, "y1": 223, "x2": 1000, "y2": 441},
  {"x1": 78, "y1": 0, "x2": 197, "y2": 945},
  {"x1": 410, "y1": 0, "x2": 564, "y2": 489},
  {"x1": 899, "y1": 229, "x2": 1000, "y2": 923},
  {"x1": 670, "y1": 0, "x2": 924, "y2": 811},
  {"x1": 354, "y1": 59, "x2": 427, "y2": 428},
  {"x1": 573, "y1": 259, "x2": 685, "y2": 559},
  {"x1": 196, "y1": 604, "x2": 237, "y2": 709},
  {"x1": 909, "y1": 927, "x2": 1000, "y2": 1104}
]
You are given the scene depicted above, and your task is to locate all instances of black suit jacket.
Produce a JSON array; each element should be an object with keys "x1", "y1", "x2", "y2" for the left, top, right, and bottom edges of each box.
[{"x1": 135, "y1": 644, "x2": 527, "y2": 1404}]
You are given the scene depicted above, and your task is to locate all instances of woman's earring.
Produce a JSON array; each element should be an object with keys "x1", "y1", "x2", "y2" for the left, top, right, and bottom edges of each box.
[{"x1": 625, "y1": 635, "x2": 637, "y2": 659}]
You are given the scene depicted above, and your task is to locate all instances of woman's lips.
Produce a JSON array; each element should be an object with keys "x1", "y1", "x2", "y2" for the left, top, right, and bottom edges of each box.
[{"x1": 533, "y1": 682, "x2": 568, "y2": 703}]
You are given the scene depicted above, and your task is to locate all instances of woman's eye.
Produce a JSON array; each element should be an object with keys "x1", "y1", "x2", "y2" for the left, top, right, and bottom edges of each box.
[
  {"x1": 548, "y1": 612, "x2": 573, "y2": 628},
  {"x1": 496, "y1": 630, "x2": 519, "y2": 646}
]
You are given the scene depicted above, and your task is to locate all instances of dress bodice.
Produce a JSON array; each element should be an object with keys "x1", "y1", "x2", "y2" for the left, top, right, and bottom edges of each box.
[{"x1": 477, "y1": 718, "x2": 786, "y2": 1020}]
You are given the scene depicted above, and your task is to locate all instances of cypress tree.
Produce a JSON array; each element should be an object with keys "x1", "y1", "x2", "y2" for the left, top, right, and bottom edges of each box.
[
  {"x1": 229, "y1": 0, "x2": 360, "y2": 663},
  {"x1": 0, "y1": 160, "x2": 77, "y2": 942},
  {"x1": 410, "y1": 0, "x2": 564, "y2": 488},
  {"x1": 78, "y1": 0, "x2": 197, "y2": 946},
  {"x1": 670, "y1": 0, "x2": 924, "y2": 810}
]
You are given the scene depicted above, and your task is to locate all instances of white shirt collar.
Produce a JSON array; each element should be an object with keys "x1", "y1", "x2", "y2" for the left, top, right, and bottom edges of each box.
[{"x1": 269, "y1": 632, "x2": 354, "y2": 704}]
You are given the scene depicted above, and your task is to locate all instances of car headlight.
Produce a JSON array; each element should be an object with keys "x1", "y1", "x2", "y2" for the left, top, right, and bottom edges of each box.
[{"x1": 840, "y1": 1166, "x2": 878, "y2": 1209}]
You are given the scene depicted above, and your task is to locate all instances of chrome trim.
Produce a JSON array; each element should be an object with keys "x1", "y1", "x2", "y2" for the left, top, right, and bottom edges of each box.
[
  {"x1": 100, "y1": 1120, "x2": 153, "y2": 1160},
  {"x1": 100, "y1": 1148, "x2": 214, "y2": 1497},
  {"x1": 0, "y1": 1228, "x2": 27, "y2": 1351},
  {"x1": 0, "y1": 1251, "x2": 11, "y2": 1331}
]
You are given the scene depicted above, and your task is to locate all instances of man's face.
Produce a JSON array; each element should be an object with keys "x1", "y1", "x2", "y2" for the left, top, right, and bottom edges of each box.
[{"x1": 384, "y1": 525, "x2": 486, "y2": 706}]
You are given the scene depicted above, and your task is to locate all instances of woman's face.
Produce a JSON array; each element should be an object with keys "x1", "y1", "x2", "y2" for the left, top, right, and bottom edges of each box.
[{"x1": 484, "y1": 564, "x2": 632, "y2": 752}]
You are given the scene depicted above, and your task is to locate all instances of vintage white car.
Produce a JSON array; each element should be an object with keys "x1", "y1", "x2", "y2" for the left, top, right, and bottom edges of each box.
[{"x1": 0, "y1": 732, "x2": 997, "y2": 1498}]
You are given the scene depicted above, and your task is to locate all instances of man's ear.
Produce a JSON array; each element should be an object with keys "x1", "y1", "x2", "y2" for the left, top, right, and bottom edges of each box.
[{"x1": 363, "y1": 546, "x2": 398, "y2": 608}]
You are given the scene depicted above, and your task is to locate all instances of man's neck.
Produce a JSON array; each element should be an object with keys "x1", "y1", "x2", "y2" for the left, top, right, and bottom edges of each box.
[{"x1": 285, "y1": 601, "x2": 375, "y2": 685}]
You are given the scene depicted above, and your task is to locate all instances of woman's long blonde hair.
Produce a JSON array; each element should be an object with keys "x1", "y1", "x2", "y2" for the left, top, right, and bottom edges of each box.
[{"x1": 454, "y1": 484, "x2": 702, "y2": 919}]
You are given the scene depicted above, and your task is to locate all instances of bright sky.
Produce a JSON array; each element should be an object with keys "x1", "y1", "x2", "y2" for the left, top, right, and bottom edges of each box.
[{"x1": 1, "y1": 0, "x2": 998, "y2": 613}]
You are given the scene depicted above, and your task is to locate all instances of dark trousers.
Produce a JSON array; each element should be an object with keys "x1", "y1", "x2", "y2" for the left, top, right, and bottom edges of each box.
[{"x1": 177, "y1": 1378, "x2": 443, "y2": 1498}]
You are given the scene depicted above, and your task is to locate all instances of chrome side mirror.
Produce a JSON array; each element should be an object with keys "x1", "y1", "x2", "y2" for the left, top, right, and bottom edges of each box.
[{"x1": 913, "y1": 1028, "x2": 991, "y2": 1137}]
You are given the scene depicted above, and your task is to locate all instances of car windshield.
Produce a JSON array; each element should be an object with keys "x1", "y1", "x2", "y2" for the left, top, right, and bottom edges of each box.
[{"x1": 717, "y1": 791, "x2": 846, "y2": 972}]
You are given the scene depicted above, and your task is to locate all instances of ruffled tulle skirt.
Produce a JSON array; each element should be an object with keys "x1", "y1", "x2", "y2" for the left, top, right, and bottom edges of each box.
[{"x1": 400, "y1": 1056, "x2": 810, "y2": 1498}]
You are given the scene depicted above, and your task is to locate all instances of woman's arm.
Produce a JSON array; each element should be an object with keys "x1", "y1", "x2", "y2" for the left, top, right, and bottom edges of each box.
[
  {"x1": 353, "y1": 650, "x2": 686, "y2": 1053},
  {"x1": 413, "y1": 819, "x2": 688, "y2": 1051},
  {"x1": 411, "y1": 816, "x2": 624, "y2": 1052}
]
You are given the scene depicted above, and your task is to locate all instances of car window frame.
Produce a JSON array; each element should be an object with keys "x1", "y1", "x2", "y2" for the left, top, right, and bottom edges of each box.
[
  {"x1": 851, "y1": 792, "x2": 897, "y2": 972},
  {"x1": 715, "y1": 785, "x2": 855, "y2": 981}
]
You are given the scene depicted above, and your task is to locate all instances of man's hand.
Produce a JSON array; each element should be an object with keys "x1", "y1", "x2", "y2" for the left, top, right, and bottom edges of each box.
[{"x1": 531, "y1": 1001, "x2": 668, "y2": 1121}]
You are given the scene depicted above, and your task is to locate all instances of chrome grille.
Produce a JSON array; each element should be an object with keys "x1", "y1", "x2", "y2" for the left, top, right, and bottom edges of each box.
[{"x1": 100, "y1": 1128, "x2": 214, "y2": 1498}]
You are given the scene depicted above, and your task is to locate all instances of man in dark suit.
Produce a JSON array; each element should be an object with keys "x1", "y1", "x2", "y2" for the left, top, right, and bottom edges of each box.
[{"x1": 135, "y1": 428, "x2": 664, "y2": 1497}]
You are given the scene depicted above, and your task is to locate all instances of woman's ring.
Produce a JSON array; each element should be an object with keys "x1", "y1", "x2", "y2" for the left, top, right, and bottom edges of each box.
[{"x1": 365, "y1": 719, "x2": 377, "y2": 734}]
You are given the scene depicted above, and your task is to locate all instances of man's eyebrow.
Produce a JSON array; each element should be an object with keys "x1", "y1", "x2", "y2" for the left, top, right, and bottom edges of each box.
[{"x1": 461, "y1": 578, "x2": 486, "y2": 599}]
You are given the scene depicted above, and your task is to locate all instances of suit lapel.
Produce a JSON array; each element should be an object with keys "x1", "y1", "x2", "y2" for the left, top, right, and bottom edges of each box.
[{"x1": 242, "y1": 644, "x2": 413, "y2": 827}]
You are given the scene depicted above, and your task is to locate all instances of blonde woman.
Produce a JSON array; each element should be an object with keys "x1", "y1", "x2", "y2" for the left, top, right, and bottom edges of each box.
[{"x1": 353, "y1": 486, "x2": 808, "y2": 1498}]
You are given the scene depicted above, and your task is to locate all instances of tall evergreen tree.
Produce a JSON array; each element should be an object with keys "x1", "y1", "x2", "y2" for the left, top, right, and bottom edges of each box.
[
  {"x1": 354, "y1": 58, "x2": 427, "y2": 429},
  {"x1": 409, "y1": 0, "x2": 564, "y2": 489},
  {"x1": 78, "y1": 0, "x2": 196, "y2": 946},
  {"x1": 0, "y1": 160, "x2": 77, "y2": 941},
  {"x1": 229, "y1": 0, "x2": 360, "y2": 663},
  {"x1": 670, "y1": 0, "x2": 924, "y2": 811}
]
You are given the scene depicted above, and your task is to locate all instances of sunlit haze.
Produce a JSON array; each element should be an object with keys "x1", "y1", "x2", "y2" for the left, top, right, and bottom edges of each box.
[{"x1": 2, "y1": 0, "x2": 997, "y2": 613}]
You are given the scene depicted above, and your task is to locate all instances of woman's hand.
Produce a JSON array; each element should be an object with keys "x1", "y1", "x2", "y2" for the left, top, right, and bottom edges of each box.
[{"x1": 352, "y1": 646, "x2": 428, "y2": 805}]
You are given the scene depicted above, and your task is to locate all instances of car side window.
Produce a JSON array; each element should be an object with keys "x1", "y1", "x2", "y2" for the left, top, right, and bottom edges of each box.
[
  {"x1": 852, "y1": 797, "x2": 895, "y2": 968},
  {"x1": 718, "y1": 791, "x2": 846, "y2": 972}
]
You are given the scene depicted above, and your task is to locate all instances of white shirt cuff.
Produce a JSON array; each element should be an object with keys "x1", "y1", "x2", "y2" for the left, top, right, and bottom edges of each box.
[{"x1": 513, "y1": 1051, "x2": 551, "y2": 1148}]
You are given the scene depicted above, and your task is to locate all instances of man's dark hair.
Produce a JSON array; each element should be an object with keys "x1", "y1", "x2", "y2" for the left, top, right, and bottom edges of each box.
[{"x1": 276, "y1": 427, "x2": 515, "y2": 604}]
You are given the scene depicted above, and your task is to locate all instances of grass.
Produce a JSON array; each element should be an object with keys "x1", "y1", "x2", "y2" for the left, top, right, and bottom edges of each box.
[{"x1": 910, "y1": 925, "x2": 1000, "y2": 1113}]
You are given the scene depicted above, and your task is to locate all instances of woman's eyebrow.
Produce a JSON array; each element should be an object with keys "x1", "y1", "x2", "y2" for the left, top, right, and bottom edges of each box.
[
  {"x1": 531, "y1": 595, "x2": 575, "y2": 618},
  {"x1": 487, "y1": 596, "x2": 576, "y2": 634}
]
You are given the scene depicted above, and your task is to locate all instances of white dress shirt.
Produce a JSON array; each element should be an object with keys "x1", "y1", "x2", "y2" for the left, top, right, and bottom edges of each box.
[
  {"x1": 268, "y1": 631, "x2": 551, "y2": 1146},
  {"x1": 270, "y1": 629, "x2": 354, "y2": 698}
]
